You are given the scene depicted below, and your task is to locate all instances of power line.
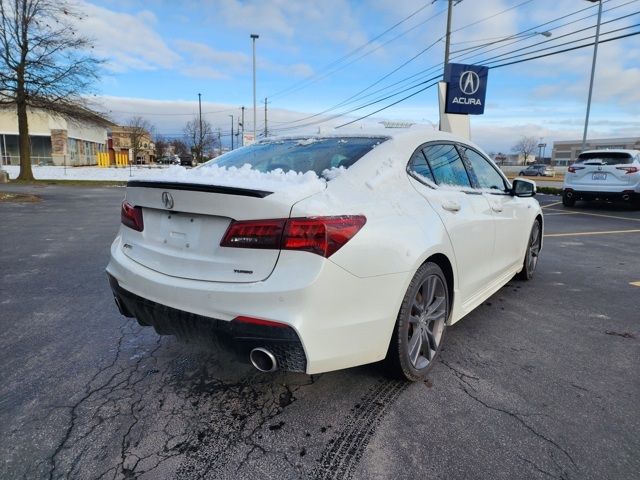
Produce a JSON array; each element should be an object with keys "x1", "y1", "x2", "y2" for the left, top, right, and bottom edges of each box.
[
  {"x1": 285, "y1": 0, "x2": 636, "y2": 130},
  {"x1": 267, "y1": 2, "x2": 443, "y2": 100},
  {"x1": 335, "y1": 27, "x2": 640, "y2": 129},
  {"x1": 271, "y1": 0, "x2": 537, "y2": 130}
]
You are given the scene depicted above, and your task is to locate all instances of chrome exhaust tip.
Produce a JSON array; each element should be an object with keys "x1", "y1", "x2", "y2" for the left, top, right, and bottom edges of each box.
[
  {"x1": 622, "y1": 194, "x2": 630, "y2": 201},
  {"x1": 250, "y1": 348, "x2": 278, "y2": 372}
]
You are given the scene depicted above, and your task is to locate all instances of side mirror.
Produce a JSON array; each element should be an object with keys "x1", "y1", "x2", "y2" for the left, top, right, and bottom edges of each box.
[{"x1": 511, "y1": 178, "x2": 536, "y2": 197}]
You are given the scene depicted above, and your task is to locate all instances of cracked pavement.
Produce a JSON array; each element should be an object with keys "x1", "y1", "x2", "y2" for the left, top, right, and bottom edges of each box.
[{"x1": 1, "y1": 185, "x2": 639, "y2": 479}]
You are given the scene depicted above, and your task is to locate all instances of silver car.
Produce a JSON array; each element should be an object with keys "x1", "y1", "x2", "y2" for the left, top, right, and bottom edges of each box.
[{"x1": 563, "y1": 149, "x2": 640, "y2": 207}]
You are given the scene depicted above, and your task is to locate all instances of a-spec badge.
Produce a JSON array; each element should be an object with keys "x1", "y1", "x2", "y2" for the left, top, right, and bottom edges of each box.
[{"x1": 161, "y1": 191, "x2": 174, "y2": 210}]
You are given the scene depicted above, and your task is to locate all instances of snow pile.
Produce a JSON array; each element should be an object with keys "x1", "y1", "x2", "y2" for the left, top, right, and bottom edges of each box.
[
  {"x1": 3, "y1": 165, "x2": 167, "y2": 181},
  {"x1": 146, "y1": 164, "x2": 328, "y2": 197}
]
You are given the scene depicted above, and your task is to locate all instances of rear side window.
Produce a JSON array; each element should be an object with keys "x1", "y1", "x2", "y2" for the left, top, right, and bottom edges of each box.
[
  {"x1": 461, "y1": 147, "x2": 507, "y2": 191},
  {"x1": 205, "y1": 137, "x2": 389, "y2": 177},
  {"x1": 576, "y1": 152, "x2": 634, "y2": 165},
  {"x1": 422, "y1": 144, "x2": 471, "y2": 187},
  {"x1": 408, "y1": 149, "x2": 435, "y2": 183}
]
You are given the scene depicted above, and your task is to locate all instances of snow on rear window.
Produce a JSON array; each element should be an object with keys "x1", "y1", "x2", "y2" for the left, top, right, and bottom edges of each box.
[
  {"x1": 146, "y1": 164, "x2": 326, "y2": 197},
  {"x1": 206, "y1": 137, "x2": 388, "y2": 176},
  {"x1": 142, "y1": 137, "x2": 388, "y2": 197}
]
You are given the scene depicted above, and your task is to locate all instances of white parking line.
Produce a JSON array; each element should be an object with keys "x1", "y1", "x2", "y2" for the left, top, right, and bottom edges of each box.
[
  {"x1": 541, "y1": 201, "x2": 563, "y2": 209},
  {"x1": 545, "y1": 229, "x2": 640, "y2": 238},
  {"x1": 544, "y1": 208, "x2": 640, "y2": 223}
]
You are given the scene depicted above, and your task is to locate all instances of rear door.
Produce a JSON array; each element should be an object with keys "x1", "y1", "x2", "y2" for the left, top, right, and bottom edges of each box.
[{"x1": 407, "y1": 143, "x2": 496, "y2": 299}]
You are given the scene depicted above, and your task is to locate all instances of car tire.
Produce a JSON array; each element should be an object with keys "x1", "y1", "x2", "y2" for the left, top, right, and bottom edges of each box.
[
  {"x1": 562, "y1": 192, "x2": 576, "y2": 207},
  {"x1": 386, "y1": 262, "x2": 449, "y2": 381},
  {"x1": 516, "y1": 220, "x2": 541, "y2": 281},
  {"x1": 519, "y1": 172, "x2": 525, "y2": 176}
]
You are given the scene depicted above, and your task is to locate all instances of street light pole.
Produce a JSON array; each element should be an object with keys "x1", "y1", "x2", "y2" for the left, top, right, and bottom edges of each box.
[
  {"x1": 198, "y1": 93, "x2": 203, "y2": 162},
  {"x1": 250, "y1": 34, "x2": 259, "y2": 142},
  {"x1": 240, "y1": 106, "x2": 245, "y2": 147},
  {"x1": 443, "y1": 0, "x2": 454, "y2": 77},
  {"x1": 582, "y1": 0, "x2": 603, "y2": 152}
]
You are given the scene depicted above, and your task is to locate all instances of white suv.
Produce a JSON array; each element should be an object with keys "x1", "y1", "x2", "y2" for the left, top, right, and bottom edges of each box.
[{"x1": 563, "y1": 149, "x2": 640, "y2": 207}]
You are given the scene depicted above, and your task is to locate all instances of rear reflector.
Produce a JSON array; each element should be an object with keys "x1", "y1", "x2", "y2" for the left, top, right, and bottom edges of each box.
[
  {"x1": 232, "y1": 315, "x2": 287, "y2": 328},
  {"x1": 616, "y1": 166, "x2": 639, "y2": 174},
  {"x1": 220, "y1": 215, "x2": 366, "y2": 258},
  {"x1": 121, "y1": 201, "x2": 144, "y2": 231}
]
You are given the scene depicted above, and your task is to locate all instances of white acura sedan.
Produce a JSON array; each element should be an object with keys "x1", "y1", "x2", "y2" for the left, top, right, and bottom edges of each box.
[{"x1": 107, "y1": 127, "x2": 542, "y2": 381}]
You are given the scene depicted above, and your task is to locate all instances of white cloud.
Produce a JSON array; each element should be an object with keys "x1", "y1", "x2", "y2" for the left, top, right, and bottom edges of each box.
[
  {"x1": 71, "y1": 1, "x2": 181, "y2": 72},
  {"x1": 207, "y1": 0, "x2": 370, "y2": 49}
]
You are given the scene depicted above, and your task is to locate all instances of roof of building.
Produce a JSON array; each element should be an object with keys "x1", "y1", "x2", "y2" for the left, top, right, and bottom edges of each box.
[{"x1": 0, "y1": 98, "x2": 115, "y2": 127}]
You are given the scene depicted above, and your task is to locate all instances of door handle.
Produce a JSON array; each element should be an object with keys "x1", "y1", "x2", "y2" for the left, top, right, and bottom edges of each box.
[
  {"x1": 491, "y1": 204, "x2": 503, "y2": 213},
  {"x1": 442, "y1": 200, "x2": 461, "y2": 212}
]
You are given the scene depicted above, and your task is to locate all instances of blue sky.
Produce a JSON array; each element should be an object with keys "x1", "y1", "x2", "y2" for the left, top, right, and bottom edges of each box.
[{"x1": 74, "y1": 0, "x2": 640, "y2": 152}]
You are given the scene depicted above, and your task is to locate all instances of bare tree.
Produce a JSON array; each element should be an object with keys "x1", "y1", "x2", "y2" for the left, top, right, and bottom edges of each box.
[
  {"x1": 154, "y1": 134, "x2": 168, "y2": 160},
  {"x1": 169, "y1": 139, "x2": 189, "y2": 157},
  {"x1": 511, "y1": 136, "x2": 538, "y2": 165},
  {"x1": 126, "y1": 116, "x2": 153, "y2": 164},
  {"x1": 184, "y1": 116, "x2": 215, "y2": 163},
  {"x1": 0, "y1": 0, "x2": 101, "y2": 180}
]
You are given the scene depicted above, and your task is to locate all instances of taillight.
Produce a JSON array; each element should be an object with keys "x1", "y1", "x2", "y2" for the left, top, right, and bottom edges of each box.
[
  {"x1": 616, "y1": 166, "x2": 639, "y2": 174},
  {"x1": 568, "y1": 165, "x2": 585, "y2": 173},
  {"x1": 220, "y1": 215, "x2": 366, "y2": 258},
  {"x1": 121, "y1": 201, "x2": 144, "y2": 232},
  {"x1": 283, "y1": 216, "x2": 367, "y2": 257},
  {"x1": 220, "y1": 219, "x2": 286, "y2": 249}
]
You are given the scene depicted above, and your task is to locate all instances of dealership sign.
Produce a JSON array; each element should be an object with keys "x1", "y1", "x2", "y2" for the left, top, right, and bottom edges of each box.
[{"x1": 444, "y1": 63, "x2": 489, "y2": 115}]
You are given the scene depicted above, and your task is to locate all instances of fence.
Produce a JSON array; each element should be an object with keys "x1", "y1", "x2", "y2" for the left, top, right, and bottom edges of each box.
[{"x1": 96, "y1": 152, "x2": 129, "y2": 167}]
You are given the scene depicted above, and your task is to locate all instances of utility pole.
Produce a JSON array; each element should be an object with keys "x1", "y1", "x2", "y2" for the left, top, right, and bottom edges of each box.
[
  {"x1": 251, "y1": 34, "x2": 259, "y2": 142},
  {"x1": 217, "y1": 128, "x2": 222, "y2": 155},
  {"x1": 582, "y1": 0, "x2": 602, "y2": 152},
  {"x1": 443, "y1": 0, "x2": 454, "y2": 77},
  {"x1": 198, "y1": 93, "x2": 203, "y2": 162},
  {"x1": 264, "y1": 98, "x2": 268, "y2": 138},
  {"x1": 229, "y1": 115, "x2": 234, "y2": 150},
  {"x1": 240, "y1": 106, "x2": 245, "y2": 146}
]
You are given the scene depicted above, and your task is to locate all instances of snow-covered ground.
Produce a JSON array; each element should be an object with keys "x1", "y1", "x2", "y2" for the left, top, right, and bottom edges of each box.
[{"x1": 3, "y1": 165, "x2": 172, "y2": 181}]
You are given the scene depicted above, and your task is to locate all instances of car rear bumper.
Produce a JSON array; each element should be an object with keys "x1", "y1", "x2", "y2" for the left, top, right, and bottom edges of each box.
[
  {"x1": 563, "y1": 188, "x2": 639, "y2": 201},
  {"x1": 108, "y1": 273, "x2": 308, "y2": 371},
  {"x1": 106, "y1": 236, "x2": 411, "y2": 374}
]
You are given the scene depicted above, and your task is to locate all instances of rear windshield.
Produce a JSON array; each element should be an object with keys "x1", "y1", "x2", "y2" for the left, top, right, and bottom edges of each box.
[
  {"x1": 203, "y1": 137, "x2": 389, "y2": 177},
  {"x1": 576, "y1": 152, "x2": 634, "y2": 165}
]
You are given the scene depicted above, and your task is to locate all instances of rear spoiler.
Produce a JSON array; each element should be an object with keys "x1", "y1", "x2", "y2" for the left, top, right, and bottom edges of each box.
[{"x1": 126, "y1": 180, "x2": 273, "y2": 198}]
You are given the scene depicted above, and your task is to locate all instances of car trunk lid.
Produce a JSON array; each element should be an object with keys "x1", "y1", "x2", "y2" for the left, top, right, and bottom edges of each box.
[{"x1": 120, "y1": 180, "x2": 325, "y2": 283}]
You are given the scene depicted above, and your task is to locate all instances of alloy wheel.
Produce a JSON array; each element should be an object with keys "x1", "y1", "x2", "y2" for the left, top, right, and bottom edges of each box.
[{"x1": 407, "y1": 274, "x2": 447, "y2": 370}]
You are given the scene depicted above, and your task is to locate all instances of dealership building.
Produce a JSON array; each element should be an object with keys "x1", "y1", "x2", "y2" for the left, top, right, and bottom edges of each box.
[
  {"x1": 552, "y1": 137, "x2": 640, "y2": 165},
  {"x1": 0, "y1": 105, "x2": 114, "y2": 166}
]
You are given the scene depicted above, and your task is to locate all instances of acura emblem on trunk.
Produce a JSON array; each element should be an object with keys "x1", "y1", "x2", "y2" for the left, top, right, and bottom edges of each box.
[{"x1": 161, "y1": 192, "x2": 174, "y2": 209}]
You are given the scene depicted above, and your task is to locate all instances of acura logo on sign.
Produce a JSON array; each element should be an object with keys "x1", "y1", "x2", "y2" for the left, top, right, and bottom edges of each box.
[
  {"x1": 460, "y1": 71, "x2": 480, "y2": 95},
  {"x1": 161, "y1": 192, "x2": 174, "y2": 209}
]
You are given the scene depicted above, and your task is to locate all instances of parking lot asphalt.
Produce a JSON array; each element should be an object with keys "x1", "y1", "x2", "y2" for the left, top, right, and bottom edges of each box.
[{"x1": 0, "y1": 184, "x2": 638, "y2": 480}]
